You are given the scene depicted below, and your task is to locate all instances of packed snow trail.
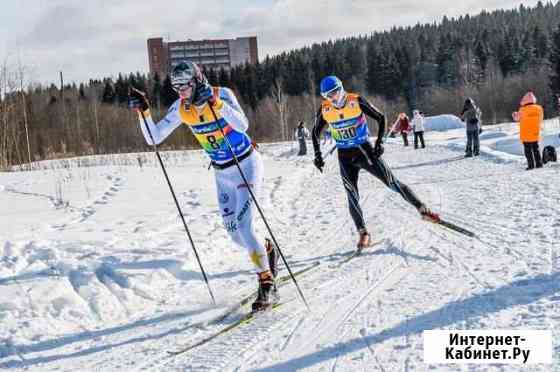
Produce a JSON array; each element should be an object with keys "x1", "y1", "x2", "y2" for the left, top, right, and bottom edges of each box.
[{"x1": 0, "y1": 128, "x2": 559, "y2": 371}]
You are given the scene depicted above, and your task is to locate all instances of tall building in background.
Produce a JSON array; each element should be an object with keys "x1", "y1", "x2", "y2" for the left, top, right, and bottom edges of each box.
[{"x1": 147, "y1": 36, "x2": 258, "y2": 77}]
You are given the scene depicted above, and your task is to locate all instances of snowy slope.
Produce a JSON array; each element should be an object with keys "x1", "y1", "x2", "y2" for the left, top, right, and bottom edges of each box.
[{"x1": 1, "y1": 122, "x2": 559, "y2": 371}]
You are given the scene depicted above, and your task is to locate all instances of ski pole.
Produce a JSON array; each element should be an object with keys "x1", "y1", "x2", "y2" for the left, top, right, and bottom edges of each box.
[
  {"x1": 326, "y1": 144, "x2": 337, "y2": 158},
  {"x1": 207, "y1": 103, "x2": 311, "y2": 312},
  {"x1": 138, "y1": 110, "x2": 216, "y2": 305}
]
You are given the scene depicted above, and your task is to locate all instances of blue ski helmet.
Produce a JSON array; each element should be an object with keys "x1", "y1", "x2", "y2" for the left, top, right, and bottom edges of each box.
[{"x1": 320, "y1": 75, "x2": 343, "y2": 98}]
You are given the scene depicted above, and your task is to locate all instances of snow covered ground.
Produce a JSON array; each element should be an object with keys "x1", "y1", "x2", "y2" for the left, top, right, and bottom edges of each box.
[{"x1": 1, "y1": 120, "x2": 559, "y2": 371}]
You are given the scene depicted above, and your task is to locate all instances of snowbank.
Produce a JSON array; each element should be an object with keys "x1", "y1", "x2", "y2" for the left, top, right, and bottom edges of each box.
[
  {"x1": 426, "y1": 118, "x2": 560, "y2": 162},
  {"x1": 490, "y1": 133, "x2": 560, "y2": 156},
  {"x1": 424, "y1": 114, "x2": 465, "y2": 132}
]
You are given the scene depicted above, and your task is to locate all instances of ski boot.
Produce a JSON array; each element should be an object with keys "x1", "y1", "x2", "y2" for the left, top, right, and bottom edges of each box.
[
  {"x1": 357, "y1": 229, "x2": 371, "y2": 250},
  {"x1": 419, "y1": 205, "x2": 441, "y2": 223},
  {"x1": 251, "y1": 270, "x2": 277, "y2": 313},
  {"x1": 265, "y1": 238, "x2": 279, "y2": 278},
  {"x1": 264, "y1": 239, "x2": 280, "y2": 304}
]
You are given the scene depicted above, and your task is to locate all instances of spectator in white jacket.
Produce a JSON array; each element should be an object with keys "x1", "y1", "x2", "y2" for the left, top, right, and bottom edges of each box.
[{"x1": 411, "y1": 110, "x2": 426, "y2": 149}]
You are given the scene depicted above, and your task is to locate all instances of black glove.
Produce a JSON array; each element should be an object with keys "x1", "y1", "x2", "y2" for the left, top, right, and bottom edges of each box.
[
  {"x1": 373, "y1": 141, "x2": 384, "y2": 157},
  {"x1": 314, "y1": 152, "x2": 325, "y2": 172},
  {"x1": 192, "y1": 81, "x2": 215, "y2": 106},
  {"x1": 129, "y1": 88, "x2": 149, "y2": 112}
]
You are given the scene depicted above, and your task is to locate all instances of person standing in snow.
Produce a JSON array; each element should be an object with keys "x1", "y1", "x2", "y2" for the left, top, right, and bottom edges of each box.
[
  {"x1": 129, "y1": 61, "x2": 278, "y2": 312},
  {"x1": 411, "y1": 110, "x2": 426, "y2": 149},
  {"x1": 311, "y1": 76, "x2": 441, "y2": 249},
  {"x1": 389, "y1": 113, "x2": 412, "y2": 147},
  {"x1": 512, "y1": 91, "x2": 543, "y2": 170},
  {"x1": 294, "y1": 121, "x2": 310, "y2": 156},
  {"x1": 461, "y1": 98, "x2": 482, "y2": 157}
]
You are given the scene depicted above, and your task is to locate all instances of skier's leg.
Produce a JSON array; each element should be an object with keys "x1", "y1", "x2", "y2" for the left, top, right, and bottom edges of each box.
[
  {"x1": 414, "y1": 132, "x2": 419, "y2": 149},
  {"x1": 363, "y1": 155, "x2": 440, "y2": 222},
  {"x1": 473, "y1": 130, "x2": 480, "y2": 155},
  {"x1": 466, "y1": 131, "x2": 473, "y2": 156},
  {"x1": 232, "y1": 152, "x2": 270, "y2": 274},
  {"x1": 338, "y1": 157, "x2": 365, "y2": 232},
  {"x1": 216, "y1": 172, "x2": 246, "y2": 248},
  {"x1": 361, "y1": 155, "x2": 424, "y2": 210},
  {"x1": 225, "y1": 152, "x2": 277, "y2": 311},
  {"x1": 523, "y1": 142, "x2": 534, "y2": 169},
  {"x1": 338, "y1": 156, "x2": 371, "y2": 247},
  {"x1": 533, "y1": 142, "x2": 543, "y2": 167},
  {"x1": 420, "y1": 131, "x2": 426, "y2": 148}
]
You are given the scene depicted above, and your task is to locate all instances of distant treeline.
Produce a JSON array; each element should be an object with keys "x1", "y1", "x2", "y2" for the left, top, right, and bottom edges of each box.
[{"x1": 2, "y1": 1, "x2": 560, "y2": 168}]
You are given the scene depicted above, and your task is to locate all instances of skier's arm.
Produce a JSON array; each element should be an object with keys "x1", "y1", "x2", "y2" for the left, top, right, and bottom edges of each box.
[
  {"x1": 460, "y1": 103, "x2": 468, "y2": 117},
  {"x1": 312, "y1": 107, "x2": 328, "y2": 155},
  {"x1": 138, "y1": 100, "x2": 183, "y2": 146},
  {"x1": 358, "y1": 96, "x2": 385, "y2": 142},
  {"x1": 215, "y1": 87, "x2": 249, "y2": 132}
]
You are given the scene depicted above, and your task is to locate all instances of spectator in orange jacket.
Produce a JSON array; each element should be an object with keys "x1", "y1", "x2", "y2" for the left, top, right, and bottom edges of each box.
[{"x1": 512, "y1": 91, "x2": 543, "y2": 170}]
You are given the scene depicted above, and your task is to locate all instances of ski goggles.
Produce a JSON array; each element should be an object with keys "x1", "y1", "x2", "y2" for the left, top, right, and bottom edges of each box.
[
  {"x1": 321, "y1": 86, "x2": 342, "y2": 100},
  {"x1": 172, "y1": 80, "x2": 195, "y2": 92}
]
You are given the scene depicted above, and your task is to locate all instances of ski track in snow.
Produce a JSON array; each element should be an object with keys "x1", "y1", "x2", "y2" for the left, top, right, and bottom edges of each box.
[{"x1": 0, "y1": 132, "x2": 559, "y2": 371}]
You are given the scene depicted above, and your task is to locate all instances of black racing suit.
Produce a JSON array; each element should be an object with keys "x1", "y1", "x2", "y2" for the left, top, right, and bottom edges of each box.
[{"x1": 312, "y1": 96, "x2": 424, "y2": 232}]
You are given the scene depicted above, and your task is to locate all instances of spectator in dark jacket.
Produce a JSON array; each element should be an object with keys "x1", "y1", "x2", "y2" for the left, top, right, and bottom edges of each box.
[
  {"x1": 294, "y1": 121, "x2": 310, "y2": 156},
  {"x1": 461, "y1": 98, "x2": 481, "y2": 157}
]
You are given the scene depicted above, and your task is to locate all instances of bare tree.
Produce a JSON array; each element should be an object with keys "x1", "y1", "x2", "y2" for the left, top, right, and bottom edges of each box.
[
  {"x1": 16, "y1": 57, "x2": 32, "y2": 166},
  {"x1": 0, "y1": 59, "x2": 9, "y2": 169},
  {"x1": 271, "y1": 77, "x2": 288, "y2": 141}
]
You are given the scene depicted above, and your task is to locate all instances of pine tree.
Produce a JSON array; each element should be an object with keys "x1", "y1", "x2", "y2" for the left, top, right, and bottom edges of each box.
[
  {"x1": 436, "y1": 33, "x2": 459, "y2": 86},
  {"x1": 474, "y1": 38, "x2": 489, "y2": 79},
  {"x1": 497, "y1": 33, "x2": 519, "y2": 76},
  {"x1": 78, "y1": 83, "x2": 87, "y2": 100},
  {"x1": 218, "y1": 67, "x2": 230, "y2": 87},
  {"x1": 242, "y1": 63, "x2": 258, "y2": 109},
  {"x1": 152, "y1": 73, "x2": 162, "y2": 110},
  {"x1": 207, "y1": 68, "x2": 219, "y2": 86},
  {"x1": 114, "y1": 74, "x2": 129, "y2": 105},
  {"x1": 101, "y1": 80, "x2": 115, "y2": 104},
  {"x1": 532, "y1": 26, "x2": 548, "y2": 60},
  {"x1": 548, "y1": 25, "x2": 560, "y2": 94},
  {"x1": 366, "y1": 41, "x2": 381, "y2": 94}
]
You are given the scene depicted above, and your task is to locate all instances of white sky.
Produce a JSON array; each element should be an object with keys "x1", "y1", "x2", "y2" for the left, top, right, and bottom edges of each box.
[{"x1": 0, "y1": 0, "x2": 544, "y2": 85}]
